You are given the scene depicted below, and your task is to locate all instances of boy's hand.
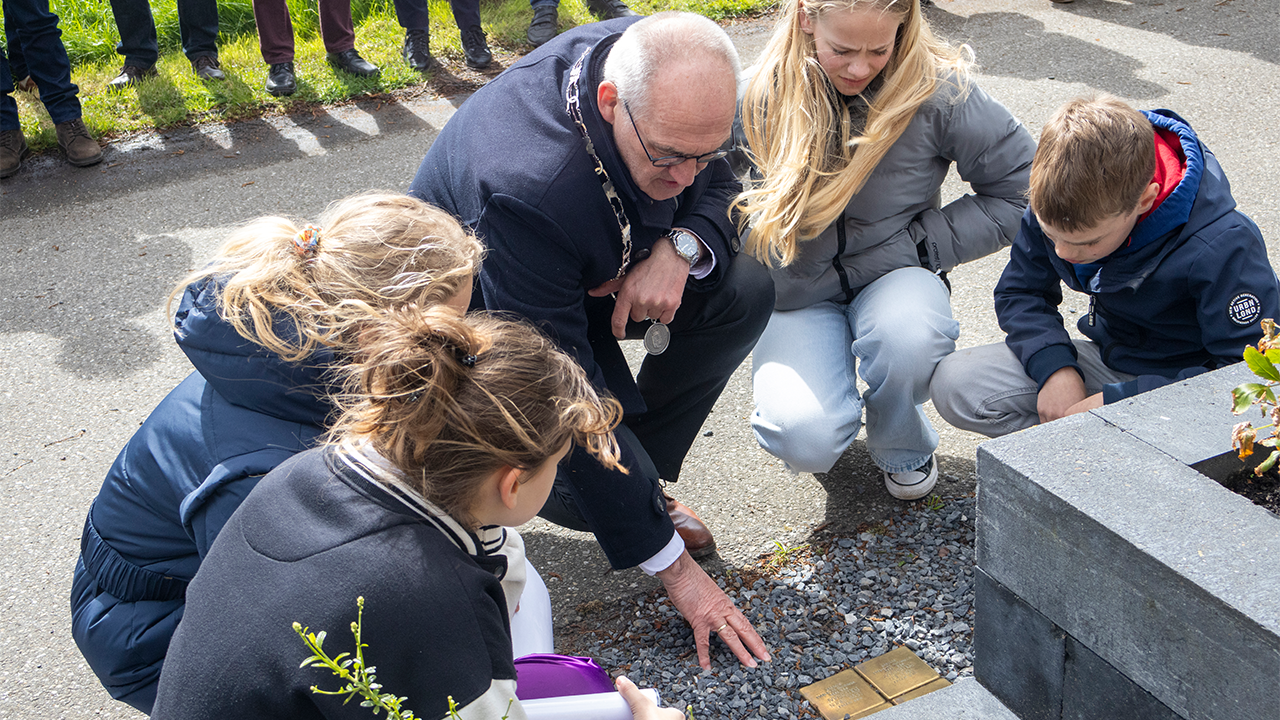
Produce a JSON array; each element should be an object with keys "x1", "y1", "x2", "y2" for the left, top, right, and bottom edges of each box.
[
  {"x1": 1066, "y1": 393, "x2": 1104, "y2": 416},
  {"x1": 1037, "y1": 367, "x2": 1088, "y2": 423}
]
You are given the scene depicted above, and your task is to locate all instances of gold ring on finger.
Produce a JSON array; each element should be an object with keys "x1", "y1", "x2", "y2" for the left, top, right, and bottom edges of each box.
[{"x1": 715, "y1": 623, "x2": 729, "y2": 633}]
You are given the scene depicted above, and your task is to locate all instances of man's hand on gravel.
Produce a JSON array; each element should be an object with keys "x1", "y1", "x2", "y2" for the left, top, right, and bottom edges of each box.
[{"x1": 655, "y1": 550, "x2": 772, "y2": 670}]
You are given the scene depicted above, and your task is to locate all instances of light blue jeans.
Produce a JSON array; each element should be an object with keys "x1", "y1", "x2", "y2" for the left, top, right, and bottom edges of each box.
[{"x1": 751, "y1": 267, "x2": 959, "y2": 474}]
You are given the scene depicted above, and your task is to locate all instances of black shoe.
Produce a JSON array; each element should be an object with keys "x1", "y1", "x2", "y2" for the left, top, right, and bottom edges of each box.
[
  {"x1": 192, "y1": 54, "x2": 225, "y2": 80},
  {"x1": 527, "y1": 4, "x2": 559, "y2": 47},
  {"x1": 461, "y1": 26, "x2": 492, "y2": 69},
  {"x1": 108, "y1": 64, "x2": 157, "y2": 89},
  {"x1": 327, "y1": 48, "x2": 380, "y2": 77},
  {"x1": 265, "y1": 61, "x2": 296, "y2": 96},
  {"x1": 586, "y1": 0, "x2": 637, "y2": 20},
  {"x1": 402, "y1": 28, "x2": 439, "y2": 72}
]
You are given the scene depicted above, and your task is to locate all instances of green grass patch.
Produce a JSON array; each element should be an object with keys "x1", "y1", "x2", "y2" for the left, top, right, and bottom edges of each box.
[{"x1": 4, "y1": 0, "x2": 778, "y2": 151}]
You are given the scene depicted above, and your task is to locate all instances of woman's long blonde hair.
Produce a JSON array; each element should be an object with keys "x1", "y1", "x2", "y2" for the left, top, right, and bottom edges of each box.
[
  {"x1": 329, "y1": 307, "x2": 625, "y2": 530},
  {"x1": 167, "y1": 192, "x2": 483, "y2": 363},
  {"x1": 735, "y1": 0, "x2": 971, "y2": 267}
]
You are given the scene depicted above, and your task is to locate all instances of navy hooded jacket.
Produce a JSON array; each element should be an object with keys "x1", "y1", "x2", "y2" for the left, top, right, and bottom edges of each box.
[
  {"x1": 70, "y1": 276, "x2": 334, "y2": 713},
  {"x1": 995, "y1": 109, "x2": 1280, "y2": 403}
]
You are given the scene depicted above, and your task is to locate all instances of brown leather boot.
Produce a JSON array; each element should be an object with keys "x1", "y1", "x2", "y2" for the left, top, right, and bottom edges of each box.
[
  {"x1": 1, "y1": 129, "x2": 29, "y2": 179},
  {"x1": 665, "y1": 493, "x2": 716, "y2": 559},
  {"x1": 55, "y1": 118, "x2": 103, "y2": 167}
]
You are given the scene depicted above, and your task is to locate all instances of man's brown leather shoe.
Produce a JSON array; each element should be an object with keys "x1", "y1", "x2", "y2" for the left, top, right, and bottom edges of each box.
[{"x1": 665, "y1": 493, "x2": 716, "y2": 559}]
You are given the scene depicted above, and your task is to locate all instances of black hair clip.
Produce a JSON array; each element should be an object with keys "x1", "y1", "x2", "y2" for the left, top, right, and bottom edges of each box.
[{"x1": 460, "y1": 354, "x2": 477, "y2": 368}]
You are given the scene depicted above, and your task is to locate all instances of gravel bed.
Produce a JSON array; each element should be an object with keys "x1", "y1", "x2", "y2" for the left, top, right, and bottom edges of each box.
[{"x1": 585, "y1": 493, "x2": 978, "y2": 719}]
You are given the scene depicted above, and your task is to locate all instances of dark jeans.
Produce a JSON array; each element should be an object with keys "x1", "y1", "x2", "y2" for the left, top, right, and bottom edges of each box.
[
  {"x1": 252, "y1": 0, "x2": 354, "y2": 64},
  {"x1": 1, "y1": 0, "x2": 80, "y2": 130},
  {"x1": 537, "y1": 253, "x2": 775, "y2": 568},
  {"x1": 393, "y1": 0, "x2": 480, "y2": 33},
  {"x1": 108, "y1": 0, "x2": 219, "y2": 66}
]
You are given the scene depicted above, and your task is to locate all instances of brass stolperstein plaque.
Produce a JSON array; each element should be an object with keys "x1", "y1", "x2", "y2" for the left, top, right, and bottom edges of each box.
[
  {"x1": 799, "y1": 669, "x2": 892, "y2": 720},
  {"x1": 799, "y1": 646, "x2": 952, "y2": 720},
  {"x1": 856, "y1": 646, "x2": 941, "y2": 697}
]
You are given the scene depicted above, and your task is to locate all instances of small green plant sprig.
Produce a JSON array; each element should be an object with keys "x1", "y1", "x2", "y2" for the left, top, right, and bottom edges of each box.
[
  {"x1": 1231, "y1": 319, "x2": 1280, "y2": 475},
  {"x1": 294, "y1": 597, "x2": 513, "y2": 720},
  {"x1": 294, "y1": 596, "x2": 419, "y2": 719}
]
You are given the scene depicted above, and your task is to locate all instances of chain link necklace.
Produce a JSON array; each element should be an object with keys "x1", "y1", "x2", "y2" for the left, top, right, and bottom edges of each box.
[
  {"x1": 566, "y1": 48, "x2": 670, "y2": 355},
  {"x1": 566, "y1": 48, "x2": 631, "y2": 283}
]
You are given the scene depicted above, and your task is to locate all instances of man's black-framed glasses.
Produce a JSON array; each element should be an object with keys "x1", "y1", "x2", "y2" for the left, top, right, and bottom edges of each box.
[{"x1": 624, "y1": 101, "x2": 730, "y2": 168}]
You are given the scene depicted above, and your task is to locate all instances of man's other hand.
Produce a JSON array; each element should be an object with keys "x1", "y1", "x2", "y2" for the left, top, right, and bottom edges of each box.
[{"x1": 588, "y1": 237, "x2": 689, "y2": 339}]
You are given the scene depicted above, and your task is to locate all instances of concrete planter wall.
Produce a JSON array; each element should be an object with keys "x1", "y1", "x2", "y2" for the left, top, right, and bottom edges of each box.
[{"x1": 973, "y1": 363, "x2": 1280, "y2": 720}]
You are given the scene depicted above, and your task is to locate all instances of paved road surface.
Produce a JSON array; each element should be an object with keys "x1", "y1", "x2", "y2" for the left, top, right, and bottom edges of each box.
[{"x1": 1, "y1": 1, "x2": 1275, "y2": 717}]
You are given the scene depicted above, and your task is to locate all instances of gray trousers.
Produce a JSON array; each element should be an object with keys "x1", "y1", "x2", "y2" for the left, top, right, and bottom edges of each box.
[{"x1": 930, "y1": 340, "x2": 1136, "y2": 438}]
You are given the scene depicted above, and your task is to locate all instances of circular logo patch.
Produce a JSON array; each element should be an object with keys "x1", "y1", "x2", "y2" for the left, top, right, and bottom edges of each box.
[{"x1": 1228, "y1": 292, "x2": 1262, "y2": 327}]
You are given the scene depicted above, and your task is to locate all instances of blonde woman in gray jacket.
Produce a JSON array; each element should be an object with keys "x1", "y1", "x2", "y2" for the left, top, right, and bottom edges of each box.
[{"x1": 736, "y1": 0, "x2": 1034, "y2": 499}]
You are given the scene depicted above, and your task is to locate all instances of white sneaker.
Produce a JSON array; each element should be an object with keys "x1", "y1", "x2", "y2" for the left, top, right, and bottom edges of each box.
[{"x1": 883, "y1": 455, "x2": 938, "y2": 500}]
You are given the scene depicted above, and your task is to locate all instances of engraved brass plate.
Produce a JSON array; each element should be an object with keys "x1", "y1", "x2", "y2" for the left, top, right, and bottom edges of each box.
[
  {"x1": 799, "y1": 669, "x2": 887, "y2": 720},
  {"x1": 855, "y1": 646, "x2": 939, "y2": 698},
  {"x1": 849, "y1": 702, "x2": 894, "y2": 719},
  {"x1": 890, "y1": 677, "x2": 952, "y2": 704}
]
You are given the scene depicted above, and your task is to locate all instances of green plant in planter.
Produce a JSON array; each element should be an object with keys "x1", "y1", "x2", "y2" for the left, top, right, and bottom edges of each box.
[
  {"x1": 1230, "y1": 318, "x2": 1280, "y2": 475},
  {"x1": 293, "y1": 596, "x2": 513, "y2": 720}
]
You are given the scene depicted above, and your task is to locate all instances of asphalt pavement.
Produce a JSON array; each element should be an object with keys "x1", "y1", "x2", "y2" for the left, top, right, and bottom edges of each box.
[{"x1": 1, "y1": 1, "x2": 1276, "y2": 717}]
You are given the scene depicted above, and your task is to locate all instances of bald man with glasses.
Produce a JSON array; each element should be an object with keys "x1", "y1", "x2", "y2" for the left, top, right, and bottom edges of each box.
[{"x1": 409, "y1": 12, "x2": 774, "y2": 672}]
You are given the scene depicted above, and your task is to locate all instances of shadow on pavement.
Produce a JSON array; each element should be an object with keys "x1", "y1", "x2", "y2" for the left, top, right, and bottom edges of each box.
[
  {"x1": 0, "y1": 95, "x2": 444, "y2": 218},
  {"x1": 926, "y1": 8, "x2": 1169, "y2": 99},
  {"x1": 1049, "y1": 0, "x2": 1277, "y2": 66},
  {"x1": 0, "y1": 233, "x2": 193, "y2": 378}
]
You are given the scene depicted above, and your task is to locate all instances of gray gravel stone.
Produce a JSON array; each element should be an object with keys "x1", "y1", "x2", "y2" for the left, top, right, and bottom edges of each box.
[{"x1": 581, "y1": 494, "x2": 978, "y2": 718}]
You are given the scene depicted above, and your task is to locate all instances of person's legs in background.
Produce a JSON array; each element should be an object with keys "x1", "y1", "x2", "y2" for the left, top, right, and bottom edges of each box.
[
  {"x1": 1, "y1": 0, "x2": 101, "y2": 173},
  {"x1": 252, "y1": 0, "x2": 297, "y2": 95},
  {"x1": 175, "y1": 0, "x2": 224, "y2": 79},
  {"x1": 526, "y1": 0, "x2": 559, "y2": 47},
  {"x1": 104, "y1": 0, "x2": 159, "y2": 87},
  {"x1": 317, "y1": 0, "x2": 378, "y2": 77}
]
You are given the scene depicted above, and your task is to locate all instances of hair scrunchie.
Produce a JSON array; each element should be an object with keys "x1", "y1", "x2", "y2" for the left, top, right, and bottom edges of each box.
[{"x1": 292, "y1": 225, "x2": 322, "y2": 257}]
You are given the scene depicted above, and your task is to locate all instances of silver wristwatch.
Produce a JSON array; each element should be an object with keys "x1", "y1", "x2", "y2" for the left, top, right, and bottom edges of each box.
[{"x1": 668, "y1": 229, "x2": 701, "y2": 269}]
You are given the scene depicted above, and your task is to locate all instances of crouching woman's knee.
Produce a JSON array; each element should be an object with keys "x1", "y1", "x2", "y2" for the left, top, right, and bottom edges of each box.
[{"x1": 750, "y1": 402, "x2": 857, "y2": 474}]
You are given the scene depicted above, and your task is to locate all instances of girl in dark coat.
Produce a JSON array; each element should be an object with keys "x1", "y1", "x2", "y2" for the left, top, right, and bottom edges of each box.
[{"x1": 152, "y1": 309, "x2": 681, "y2": 720}]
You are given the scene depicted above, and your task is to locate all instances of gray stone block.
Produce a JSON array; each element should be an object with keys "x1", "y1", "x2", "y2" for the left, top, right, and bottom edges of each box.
[
  {"x1": 1091, "y1": 362, "x2": 1253, "y2": 468},
  {"x1": 974, "y1": 569, "x2": 1064, "y2": 720},
  {"x1": 977, "y1": 403, "x2": 1280, "y2": 720},
  {"x1": 1063, "y1": 635, "x2": 1179, "y2": 720},
  {"x1": 869, "y1": 678, "x2": 1020, "y2": 720}
]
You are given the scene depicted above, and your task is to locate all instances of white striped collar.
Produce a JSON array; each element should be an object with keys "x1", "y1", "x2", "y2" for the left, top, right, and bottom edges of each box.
[{"x1": 335, "y1": 439, "x2": 508, "y2": 561}]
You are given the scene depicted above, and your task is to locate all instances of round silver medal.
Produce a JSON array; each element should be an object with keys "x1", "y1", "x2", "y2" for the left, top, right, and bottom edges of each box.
[{"x1": 644, "y1": 321, "x2": 670, "y2": 355}]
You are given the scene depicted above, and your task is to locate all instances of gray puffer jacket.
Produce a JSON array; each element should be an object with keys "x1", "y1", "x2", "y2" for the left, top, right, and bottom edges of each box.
[{"x1": 761, "y1": 72, "x2": 1035, "y2": 311}]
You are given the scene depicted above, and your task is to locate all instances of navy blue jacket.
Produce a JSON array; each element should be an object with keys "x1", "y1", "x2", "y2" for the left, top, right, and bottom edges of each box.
[
  {"x1": 996, "y1": 110, "x2": 1280, "y2": 403},
  {"x1": 408, "y1": 19, "x2": 743, "y2": 568},
  {"x1": 71, "y1": 277, "x2": 333, "y2": 712}
]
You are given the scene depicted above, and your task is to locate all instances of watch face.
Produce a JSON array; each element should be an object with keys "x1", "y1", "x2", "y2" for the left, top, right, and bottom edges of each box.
[{"x1": 672, "y1": 232, "x2": 699, "y2": 265}]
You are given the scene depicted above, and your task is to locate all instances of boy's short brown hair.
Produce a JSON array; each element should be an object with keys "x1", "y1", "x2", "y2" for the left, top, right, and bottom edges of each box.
[{"x1": 1029, "y1": 95, "x2": 1155, "y2": 232}]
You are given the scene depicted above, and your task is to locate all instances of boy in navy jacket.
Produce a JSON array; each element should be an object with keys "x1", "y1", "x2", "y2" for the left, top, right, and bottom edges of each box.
[{"x1": 931, "y1": 94, "x2": 1279, "y2": 437}]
